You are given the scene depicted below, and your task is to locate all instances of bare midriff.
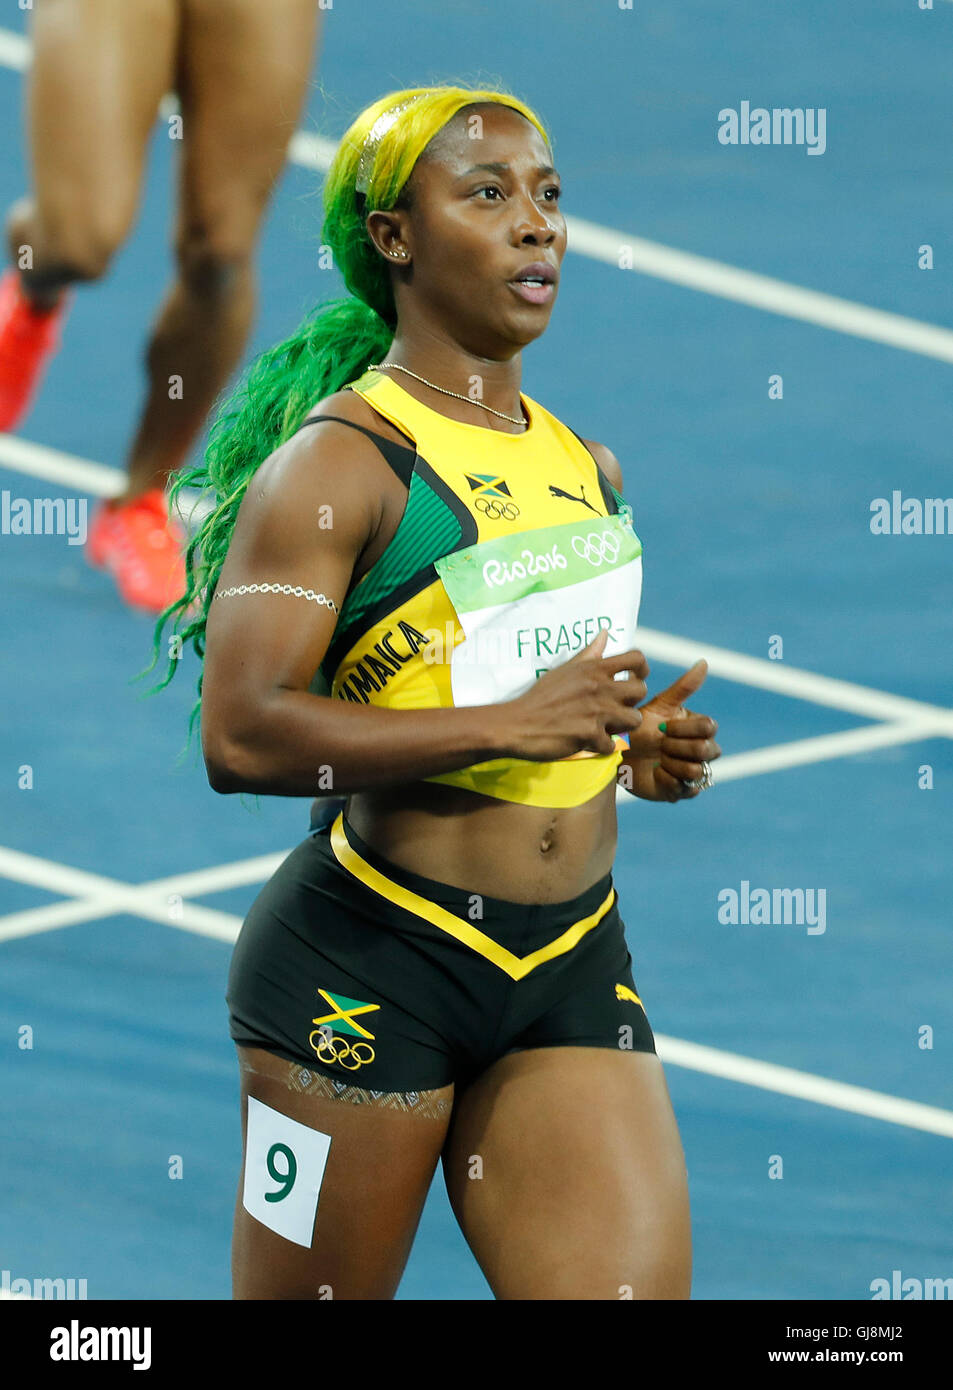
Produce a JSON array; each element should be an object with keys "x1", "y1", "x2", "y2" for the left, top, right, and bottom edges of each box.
[{"x1": 345, "y1": 779, "x2": 617, "y2": 905}]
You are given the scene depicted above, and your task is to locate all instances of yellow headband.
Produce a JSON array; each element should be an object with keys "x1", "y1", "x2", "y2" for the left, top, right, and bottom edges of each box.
[{"x1": 354, "y1": 95, "x2": 426, "y2": 199}]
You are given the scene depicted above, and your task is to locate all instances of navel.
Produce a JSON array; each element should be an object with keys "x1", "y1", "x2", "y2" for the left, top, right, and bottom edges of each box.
[{"x1": 538, "y1": 815, "x2": 559, "y2": 855}]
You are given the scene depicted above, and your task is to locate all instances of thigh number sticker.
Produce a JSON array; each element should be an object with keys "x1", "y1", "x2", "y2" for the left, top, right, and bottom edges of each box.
[
  {"x1": 264, "y1": 1142, "x2": 297, "y2": 1202},
  {"x1": 243, "y1": 1096, "x2": 332, "y2": 1247}
]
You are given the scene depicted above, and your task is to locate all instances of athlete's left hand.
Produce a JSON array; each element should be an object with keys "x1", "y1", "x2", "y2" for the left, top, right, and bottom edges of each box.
[{"x1": 618, "y1": 659, "x2": 721, "y2": 802}]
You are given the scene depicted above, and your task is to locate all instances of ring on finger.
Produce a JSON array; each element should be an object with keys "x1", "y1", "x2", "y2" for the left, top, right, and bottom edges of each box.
[{"x1": 681, "y1": 760, "x2": 713, "y2": 791}]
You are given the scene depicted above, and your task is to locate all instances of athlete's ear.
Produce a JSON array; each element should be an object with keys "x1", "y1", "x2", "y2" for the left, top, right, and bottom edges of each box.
[{"x1": 365, "y1": 211, "x2": 412, "y2": 265}]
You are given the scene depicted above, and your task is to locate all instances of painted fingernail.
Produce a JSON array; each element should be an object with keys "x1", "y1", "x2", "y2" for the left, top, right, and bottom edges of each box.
[{"x1": 658, "y1": 722, "x2": 667, "y2": 733}]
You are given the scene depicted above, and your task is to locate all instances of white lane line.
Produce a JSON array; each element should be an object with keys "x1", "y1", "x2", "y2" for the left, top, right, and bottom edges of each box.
[
  {"x1": 1, "y1": 26, "x2": 952, "y2": 364},
  {"x1": 287, "y1": 129, "x2": 339, "y2": 170},
  {"x1": 0, "y1": 842, "x2": 287, "y2": 903},
  {"x1": 0, "y1": 27, "x2": 27, "y2": 71},
  {"x1": 0, "y1": 845, "x2": 245, "y2": 944},
  {"x1": 614, "y1": 718, "x2": 933, "y2": 803},
  {"x1": 656, "y1": 1034, "x2": 953, "y2": 1140},
  {"x1": 0, "y1": 843, "x2": 133, "y2": 899},
  {"x1": 695, "y1": 719, "x2": 935, "y2": 784},
  {"x1": 0, "y1": 436, "x2": 212, "y2": 531},
  {"x1": 635, "y1": 626, "x2": 953, "y2": 732},
  {"x1": 0, "y1": 434, "x2": 124, "y2": 494},
  {"x1": 0, "y1": 892, "x2": 240, "y2": 944},
  {"x1": 0, "y1": 841, "x2": 287, "y2": 944},
  {"x1": 568, "y1": 216, "x2": 953, "y2": 365},
  {"x1": 0, "y1": 896, "x2": 147, "y2": 940},
  {"x1": 0, "y1": 891, "x2": 240, "y2": 945},
  {"x1": 137, "y1": 853, "x2": 289, "y2": 898},
  {"x1": 0, "y1": 842, "x2": 285, "y2": 944}
]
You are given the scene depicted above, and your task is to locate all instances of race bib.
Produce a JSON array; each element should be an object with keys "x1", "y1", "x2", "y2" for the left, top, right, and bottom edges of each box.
[
  {"x1": 433, "y1": 513, "x2": 643, "y2": 709},
  {"x1": 242, "y1": 1097, "x2": 332, "y2": 1248}
]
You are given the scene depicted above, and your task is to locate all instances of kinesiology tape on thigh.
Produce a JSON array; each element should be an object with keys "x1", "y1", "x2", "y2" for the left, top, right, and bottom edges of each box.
[{"x1": 240, "y1": 1056, "x2": 451, "y2": 1119}]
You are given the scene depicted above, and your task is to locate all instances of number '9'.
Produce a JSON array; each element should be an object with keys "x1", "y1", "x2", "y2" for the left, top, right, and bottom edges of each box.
[{"x1": 264, "y1": 1142, "x2": 297, "y2": 1202}]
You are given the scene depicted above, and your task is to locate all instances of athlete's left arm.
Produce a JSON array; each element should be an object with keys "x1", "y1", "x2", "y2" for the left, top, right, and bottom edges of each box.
[{"x1": 582, "y1": 439, "x2": 723, "y2": 803}]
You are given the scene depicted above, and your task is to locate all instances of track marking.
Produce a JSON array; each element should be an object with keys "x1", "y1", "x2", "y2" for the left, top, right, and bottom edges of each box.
[
  {"x1": 656, "y1": 1034, "x2": 953, "y2": 1140},
  {"x1": 566, "y1": 215, "x2": 953, "y2": 364},
  {"x1": 0, "y1": 843, "x2": 256, "y2": 944},
  {"x1": 633, "y1": 627, "x2": 953, "y2": 732},
  {"x1": 620, "y1": 718, "x2": 937, "y2": 793},
  {"x1": 0, "y1": 26, "x2": 27, "y2": 71},
  {"x1": 0, "y1": 433, "x2": 124, "y2": 495},
  {"x1": 1, "y1": 27, "x2": 952, "y2": 363}
]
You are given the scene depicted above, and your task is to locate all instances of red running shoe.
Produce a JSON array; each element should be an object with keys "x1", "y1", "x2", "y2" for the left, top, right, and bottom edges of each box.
[
  {"x1": 0, "y1": 268, "x2": 70, "y2": 431},
  {"x1": 86, "y1": 487, "x2": 187, "y2": 614}
]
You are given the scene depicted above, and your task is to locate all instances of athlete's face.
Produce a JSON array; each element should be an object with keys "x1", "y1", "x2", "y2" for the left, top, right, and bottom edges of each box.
[{"x1": 394, "y1": 104, "x2": 566, "y2": 356}]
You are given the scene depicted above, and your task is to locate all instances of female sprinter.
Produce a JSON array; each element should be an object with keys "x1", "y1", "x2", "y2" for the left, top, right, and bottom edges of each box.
[
  {"x1": 152, "y1": 83, "x2": 721, "y2": 1300},
  {"x1": 0, "y1": 0, "x2": 322, "y2": 612}
]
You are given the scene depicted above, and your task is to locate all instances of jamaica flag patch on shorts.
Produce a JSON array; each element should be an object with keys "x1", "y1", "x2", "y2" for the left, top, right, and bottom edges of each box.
[{"x1": 311, "y1": 988, "x2": 381, "y2": 1040}]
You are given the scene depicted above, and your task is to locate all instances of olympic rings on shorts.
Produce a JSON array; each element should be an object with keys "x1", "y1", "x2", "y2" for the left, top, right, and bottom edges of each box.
[{"x1": 308, "y1": 1030, "x2": 376, "y2": 1071}]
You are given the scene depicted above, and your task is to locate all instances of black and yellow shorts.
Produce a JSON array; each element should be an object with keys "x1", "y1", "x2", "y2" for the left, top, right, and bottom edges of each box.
[{"x1": 227, "y1": 811, "x2": 656, "y2": 1094}]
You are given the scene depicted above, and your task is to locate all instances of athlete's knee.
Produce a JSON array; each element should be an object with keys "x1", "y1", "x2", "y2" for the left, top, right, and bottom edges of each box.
[
  {"x1": 30, "y1": 208, "x2": 129, "y2": 283},
  {"x1": 174, "y1": 223, "x2": 255, "y2": 297}
]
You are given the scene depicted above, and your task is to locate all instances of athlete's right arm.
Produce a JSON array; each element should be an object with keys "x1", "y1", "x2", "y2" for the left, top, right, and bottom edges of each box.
[
  {"x1": 200, "y1": 424, "x2": 647, "y2": 796},
  {"x1": 201, "y1": 422, "x2": 502, "y2": 795}
]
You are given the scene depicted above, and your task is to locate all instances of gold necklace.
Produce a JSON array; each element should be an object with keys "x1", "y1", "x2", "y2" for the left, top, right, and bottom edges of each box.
[{"x1": 370, "y1": 361, "x2": 527, "y2": 427}]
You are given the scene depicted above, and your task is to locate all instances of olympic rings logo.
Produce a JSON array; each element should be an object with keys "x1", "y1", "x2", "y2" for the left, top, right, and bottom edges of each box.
[
  {"x1": 308, "y1": 1029, "x2": 376, "y2": 1071},
  {"x1": 475, "y1": 496, "x2": 520, "y2": 521},
  {"x1": 571, "y1": 530, "x2": 622, "y2": 566}
]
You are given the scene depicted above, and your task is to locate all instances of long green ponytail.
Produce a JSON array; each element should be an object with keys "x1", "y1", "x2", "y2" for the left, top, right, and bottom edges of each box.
[{"x1": 145, "y1": 82, "x2": 551, "y2": 748}]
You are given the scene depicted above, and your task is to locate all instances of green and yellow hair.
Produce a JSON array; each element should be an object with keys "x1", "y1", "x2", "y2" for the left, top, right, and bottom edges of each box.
[{"x1": 146, "y1": 83, "x2": 550, "y2": 745}]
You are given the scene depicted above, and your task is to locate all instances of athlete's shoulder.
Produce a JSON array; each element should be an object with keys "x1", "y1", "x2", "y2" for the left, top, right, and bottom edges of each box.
[
  {"x1": 237, "y1": 387, "x2": 415, "y2": 551},
  {"x1": 298, "y1": 387, "x2": 413, "y2": 450},
  {"x1": 579, "y1": 438, "x2": 623, "y2": 492}
]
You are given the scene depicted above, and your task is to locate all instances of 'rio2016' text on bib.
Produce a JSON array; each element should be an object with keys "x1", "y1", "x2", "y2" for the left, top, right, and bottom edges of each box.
[{"x1": 434, "y1": 512, "x2": 643, "y2": 709}]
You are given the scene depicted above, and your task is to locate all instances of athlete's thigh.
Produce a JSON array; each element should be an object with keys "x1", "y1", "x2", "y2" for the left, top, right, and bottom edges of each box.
[
  {"x1": 233, "y1": 1045, "x2": 453, "y2": 1300},
  {"x1": 27, "y1": 0, "x2": 179, "y2": 234},
  {"x1": 441, "y1": 1046, "x2": 691, "y2": 1300},
  {"x1": 175, "y1": 0, "x2": 321, "y2": 254}
]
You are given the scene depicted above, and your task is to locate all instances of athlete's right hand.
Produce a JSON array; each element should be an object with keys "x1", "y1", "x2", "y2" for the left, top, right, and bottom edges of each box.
[{"x1": 502, "y1": 626, "x2": 649, "y2": 762}]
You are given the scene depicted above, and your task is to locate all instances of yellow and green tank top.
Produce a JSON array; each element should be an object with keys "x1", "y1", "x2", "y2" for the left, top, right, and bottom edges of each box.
[{"x1": 306, "y1": 368, "x2": 644, "y2": 809}]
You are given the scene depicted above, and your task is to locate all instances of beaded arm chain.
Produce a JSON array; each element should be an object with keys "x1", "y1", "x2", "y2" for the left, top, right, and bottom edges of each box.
[{"x1": 213, "y1": 583, "x2": 339, "y2": 614}]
